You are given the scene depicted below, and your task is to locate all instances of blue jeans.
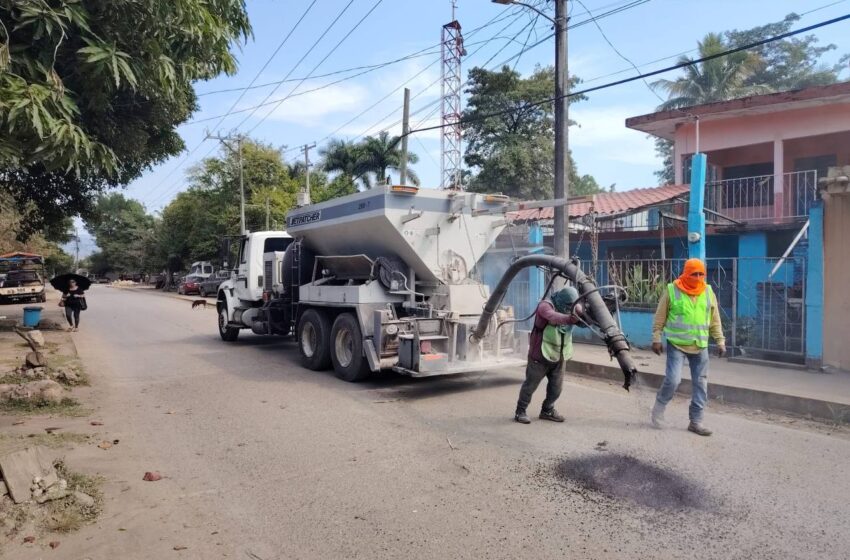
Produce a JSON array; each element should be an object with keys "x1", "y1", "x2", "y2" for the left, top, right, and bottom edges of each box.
[{"x1": 655, "y1": 342, "x2": 709, "y2": 423}]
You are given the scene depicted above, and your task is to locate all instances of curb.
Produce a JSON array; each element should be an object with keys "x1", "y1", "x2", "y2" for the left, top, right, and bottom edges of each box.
[{"x1": 568, "y1": 359, "x2": 850, "y2": 424}]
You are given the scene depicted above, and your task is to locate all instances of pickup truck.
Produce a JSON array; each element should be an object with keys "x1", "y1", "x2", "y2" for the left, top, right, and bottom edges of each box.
[{"x1": 0, "y1": 269, "x2": 46, "y2": 303}]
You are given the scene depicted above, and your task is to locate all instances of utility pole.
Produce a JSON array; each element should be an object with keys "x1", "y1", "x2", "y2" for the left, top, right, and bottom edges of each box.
[
  {"x1": 297, "y1": 143, "x2": 317, "y2": 207},
  {"x1": 207, "y1": 132, "x2": 246, "y2": 235},
  {"x1": 493, "y1": 0, "x2": 569, "y2": 259},
  {"x1": 265, "y1": 196, "x2": 270, "y2": 231},
  {"x1": 399, "y1": 88, "x2": 411, "y2": 185},
  {"x1": 73, "y1": 227, "x2": 80, "y2": 270},
  {"x1": 554, "y1": 0, "x2": 569, "y2": 261}
]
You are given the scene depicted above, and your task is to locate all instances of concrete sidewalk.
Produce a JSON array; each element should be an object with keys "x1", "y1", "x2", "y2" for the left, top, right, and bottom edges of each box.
[{"x1": 569, "y1": 342, "x2": 850, "y2": 423}]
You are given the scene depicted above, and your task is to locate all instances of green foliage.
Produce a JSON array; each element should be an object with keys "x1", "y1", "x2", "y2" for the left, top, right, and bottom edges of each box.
[
  {"x1": 318, "y1": 133, "x2": 419, "y2": 198},
  {"x1": 85, "y1": 193, "x2": 155, "y2": 274},
  {"x1": 154, "y1": 138, "x2": 297, "y2": 271},
  {"x1": 651, "y1": 33, "x2": 769, "y2": 110},
  {"x1": 652, "y1": 14, "x2": 847, "y2": 181},
  {"x1": 461, "y1": 65, "x2": 603, "y2": 199},
  {"x1": 0, "y1": 0, "x2": 251, "y2": 238}
]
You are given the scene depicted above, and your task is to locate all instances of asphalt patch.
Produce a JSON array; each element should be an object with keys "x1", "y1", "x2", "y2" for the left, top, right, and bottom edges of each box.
[{"x1": 555, "y1": 453, "x2": 710, "y2": 510}]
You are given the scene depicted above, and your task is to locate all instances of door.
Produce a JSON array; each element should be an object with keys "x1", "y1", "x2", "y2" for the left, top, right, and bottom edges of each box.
[{"x1": 234, "y1": 237, "x2": 252, "y2": 303}]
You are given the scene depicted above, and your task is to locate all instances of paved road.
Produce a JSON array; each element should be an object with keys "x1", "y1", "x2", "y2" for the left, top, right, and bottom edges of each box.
[{"x1": 34, "y1": 287, "x2": 850, "y2": 559}]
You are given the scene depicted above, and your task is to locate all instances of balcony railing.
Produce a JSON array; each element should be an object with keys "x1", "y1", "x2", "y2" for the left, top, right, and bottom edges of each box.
[{"x1": 705, "y1": 169, "x2": 818, "y2": 223}]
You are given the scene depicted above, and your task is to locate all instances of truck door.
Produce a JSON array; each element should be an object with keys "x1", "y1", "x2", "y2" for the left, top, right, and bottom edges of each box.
[{"x1": 234, "y1": 237, "x2": 253, "y2": 303}]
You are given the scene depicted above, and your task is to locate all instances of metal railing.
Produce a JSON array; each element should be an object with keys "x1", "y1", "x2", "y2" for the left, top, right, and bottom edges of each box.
[
  {"x1": 705, "y1": 170, "x2": 818, "y2": 222},
  {"x1": 578, "y1": 257, "x2": 806, "y2": 360}
]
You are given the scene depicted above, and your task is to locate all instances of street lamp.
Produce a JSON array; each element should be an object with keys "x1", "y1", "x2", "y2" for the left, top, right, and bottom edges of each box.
[{"x1": 492, "y1": 0, "x2": 569, "y2": 260}]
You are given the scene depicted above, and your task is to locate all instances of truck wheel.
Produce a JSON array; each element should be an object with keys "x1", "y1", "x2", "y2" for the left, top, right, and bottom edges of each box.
[
  {"x1": 298, "y1": 309, "x2": 331, "y2": 371},
  {"x1": 330, "y1": 313, "x2": 370, "y2": 382},
  {"x1": 218, "y1": 305, "x2": 240, "y2": 342}
]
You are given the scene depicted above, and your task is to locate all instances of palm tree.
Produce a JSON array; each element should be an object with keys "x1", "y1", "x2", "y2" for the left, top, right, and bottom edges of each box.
[
  {"x1": 360, "y1": 131, "x2": 420, "y2": 186},
  {"x1": 652, "y1": 33, "x2": 772, "y2": 110},
  {"x1": 320, "y1": 139, "x2": 370, "y2": 189}
]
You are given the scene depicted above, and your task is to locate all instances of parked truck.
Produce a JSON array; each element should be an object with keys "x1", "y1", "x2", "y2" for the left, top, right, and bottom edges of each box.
[
  {"x1": 215, "y1": 185, "x2": 637, "y2": 387},
  {"x1": 0, "y1": 253, "x2": 46, "y2": 304}
]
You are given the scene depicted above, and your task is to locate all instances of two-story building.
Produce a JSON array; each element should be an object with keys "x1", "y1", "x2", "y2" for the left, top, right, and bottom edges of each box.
[{"x1": 484, "y1": 82, "x2": 850, "y2": 368}]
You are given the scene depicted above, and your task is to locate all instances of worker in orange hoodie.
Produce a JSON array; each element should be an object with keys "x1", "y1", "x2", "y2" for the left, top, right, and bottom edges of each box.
[{"x1": 651, "y1": 259, "x2": 725, "y2": 436}]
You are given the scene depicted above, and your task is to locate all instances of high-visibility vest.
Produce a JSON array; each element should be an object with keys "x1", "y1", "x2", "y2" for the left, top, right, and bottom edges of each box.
[
  {"x1": 541, "y1": 322, "x2": 574, "y2": 363},
  {"x1": 663, "y1": 283, "x2": 713, "y2": 348}
]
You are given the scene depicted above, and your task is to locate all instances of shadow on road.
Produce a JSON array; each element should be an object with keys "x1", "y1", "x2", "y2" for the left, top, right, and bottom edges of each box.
[{"x1": 180, "y1": 331, "x2": 521, "y2": 400}]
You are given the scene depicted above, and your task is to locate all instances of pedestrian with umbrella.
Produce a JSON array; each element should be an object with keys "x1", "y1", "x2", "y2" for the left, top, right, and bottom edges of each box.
[{"x1": 51, "y1": 274, "x2": 90, "y2": 331}]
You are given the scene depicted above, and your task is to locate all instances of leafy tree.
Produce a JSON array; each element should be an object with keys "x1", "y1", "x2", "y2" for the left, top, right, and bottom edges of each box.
[
  {"x1": 0, "y1": 193, "x2": 72, "y2": 272},
  {"x1": 359, "y1": 131, "x2": 419, "y2": 186},
  {"x1": 320, "y1": 139, "x2": 370, "y2": 189},
  {"x1": 725, "y1": 13, "x2": 845, "y2": 91},
  {"x1": 85, "y1": 193, "x2": 155, "y2": 273},
  {"x1": 0, "y1": 0, "x2": 251, "y2": 238},
  {"x1": 154, "y1": 138, "x2": 297, "y2": 275},
  {"x1": 652, "y1": 15, "x2": 847, "y2": 182},
  {"x1": 311, "y1": 174, "x2": 358, "y2": 204},
  {"x1": 651, "y1": 33, "x2": 768, "y2": 110},
  {"x1": 462, "y1": 65, "x2": 603, "y2": 199}
]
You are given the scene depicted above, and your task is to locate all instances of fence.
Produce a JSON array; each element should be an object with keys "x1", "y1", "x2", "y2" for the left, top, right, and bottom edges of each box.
[
  {"x1": 577, "y1": 257, "x2": 807, "y2": 360},
  {"x1": 705, "y1": 170, "x2": 818, "y2": 223}
]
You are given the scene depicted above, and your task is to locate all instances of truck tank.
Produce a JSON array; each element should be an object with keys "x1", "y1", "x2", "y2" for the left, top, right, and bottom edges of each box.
[{"x1": 285, "y1": 185, "x2": 511, "y2": 285}]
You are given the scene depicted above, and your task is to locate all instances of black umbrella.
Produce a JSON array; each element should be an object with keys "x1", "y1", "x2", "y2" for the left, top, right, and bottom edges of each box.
[{"x1": 50, "y1": 273, "x2": 92, "y2": 292}]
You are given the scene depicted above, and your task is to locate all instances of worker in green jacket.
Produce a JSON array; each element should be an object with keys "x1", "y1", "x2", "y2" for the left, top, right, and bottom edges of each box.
[{"x1": 651, "y1": 258, "x2": 725, "y2": 436}]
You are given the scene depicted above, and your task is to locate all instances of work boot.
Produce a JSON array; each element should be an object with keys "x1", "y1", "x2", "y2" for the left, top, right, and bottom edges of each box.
[
  {"x1": 687, "y1": 422, "x2": 713, "y2": 437},
  {"x1": 539, "y1": 408, "x2": 565, "y2": 422},
  {"x1": 514, "y1": 411, "x2": 531, "y2": 424},
  {"x1": 650, "y1": 402, "x2": 666, "y2": 429}
]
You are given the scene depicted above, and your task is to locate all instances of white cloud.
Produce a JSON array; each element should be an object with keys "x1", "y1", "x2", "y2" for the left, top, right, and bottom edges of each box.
[
  {"x1": 570, "y1": 105, "x2": 658, "y2": 166},
  {"x1": 242, "y1": 82, "x2": 372, "y2": 127}
]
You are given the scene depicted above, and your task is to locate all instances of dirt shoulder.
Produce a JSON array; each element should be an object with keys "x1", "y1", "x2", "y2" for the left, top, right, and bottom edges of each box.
[{"x1": 0, "y1": 289, "x2": 105, "y2": 555}]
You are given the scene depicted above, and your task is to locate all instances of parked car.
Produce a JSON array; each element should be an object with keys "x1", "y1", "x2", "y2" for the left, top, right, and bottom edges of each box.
[
  {"x1": 177, "y1": 275, "x2": 203, "y2": 295},
  {"x1": 198, "y1": 270, "x2": 231, "y2": 297}
]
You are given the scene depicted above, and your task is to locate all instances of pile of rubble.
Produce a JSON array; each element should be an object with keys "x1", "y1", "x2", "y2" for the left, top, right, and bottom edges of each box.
[
  {"x1": 0, "y1": 329, "x2": 81, "y2": 407},
  {"x1": 0, "y1": 447, "x2": 92, "y2": 507}
]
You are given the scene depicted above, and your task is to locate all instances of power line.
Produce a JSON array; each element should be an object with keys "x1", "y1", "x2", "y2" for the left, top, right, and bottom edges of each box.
[
  {"x1": 322, "y1": 0, "x2": 649, "y2": 147},
  {"x1": 405, "y1": 13, "x2": 850, "y2": 137},
  {"x1": 142, "y1": 1, "x2": 318, "y2": 203},
  {"x1": 573, "y1": 0, "x2": 664, "y2": 103},
  {"x1": 145, "y1": 4, "x2": 522, "y2": 207},
  {"x1": 144, "y1": 1, "x2": 359, "y2": 208},
  {"x1": 233, "y1": 0, "x2": 358, "y2": 132}
]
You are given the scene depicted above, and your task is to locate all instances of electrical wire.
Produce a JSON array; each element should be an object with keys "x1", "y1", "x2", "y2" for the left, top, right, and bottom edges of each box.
[
  {"x1": 572, "y1": 0, "x2": 665, "y2": 103},
  {"x1": 142, "y1": 0, "x2": 319, "y2": 203},
  {"x1": 404, "y1": 13, "x2": 850, "y2": 138},
  {"x1": 235, "y1": 0, "x2": 359, "y2": 132}
]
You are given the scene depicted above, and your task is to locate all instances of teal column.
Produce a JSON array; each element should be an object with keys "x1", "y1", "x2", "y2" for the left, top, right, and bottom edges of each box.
[
  {"x1": 528, "y1": 222, "x2": 545, "y2": 307},
  {"x1": 806, "y1": 205, "x2": 824, "y2": 368},
  {"x1": 688, "y1": 153, "x2": 707, "y2": 261}
]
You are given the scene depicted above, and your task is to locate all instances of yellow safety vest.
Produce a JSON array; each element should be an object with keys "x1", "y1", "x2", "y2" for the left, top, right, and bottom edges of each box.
[
  {"x1": 541, "y1": 322, "x2": 574, "y2": 363},
  {"x1": 664, "y1": 283, "x2": 713, "y2": 348}
]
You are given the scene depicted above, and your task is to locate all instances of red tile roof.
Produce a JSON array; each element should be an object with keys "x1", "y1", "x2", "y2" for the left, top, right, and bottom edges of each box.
[{"x1": 510, "y1": 184, "x2": 689, "y2": 221}]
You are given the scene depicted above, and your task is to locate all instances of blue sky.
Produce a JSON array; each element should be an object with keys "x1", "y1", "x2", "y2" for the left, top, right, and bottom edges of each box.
[{"x1": 74, "y1": 0, "x2": 850, "y2": 256}]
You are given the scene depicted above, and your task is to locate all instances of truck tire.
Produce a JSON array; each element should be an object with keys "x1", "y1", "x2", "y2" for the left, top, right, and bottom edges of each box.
[
  {"x1": 218, "y1": 304, "x2": 240, "y2": 342},
  {"x1": 330, "y1": 313, "x2": 370, "y2": 382},
  {"x1": 298, "y1": 309, "x2": 331, "y2": 371}
]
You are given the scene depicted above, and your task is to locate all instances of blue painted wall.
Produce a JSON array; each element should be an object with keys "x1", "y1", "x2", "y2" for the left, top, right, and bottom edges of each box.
[
  {"x1": 806, "y1": 205, "x2": 824, "y2": 365},
  {"x1": 573, "y1": 309, "x2": 655, "y2": 348}
]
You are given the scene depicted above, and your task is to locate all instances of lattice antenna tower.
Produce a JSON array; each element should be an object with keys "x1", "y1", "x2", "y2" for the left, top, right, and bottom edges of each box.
[{"x1": 440, "y1": 1, "x2": 465, "y2": 190}]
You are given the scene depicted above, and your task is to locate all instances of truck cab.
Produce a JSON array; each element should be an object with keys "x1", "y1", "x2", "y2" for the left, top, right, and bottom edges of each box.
[{"x1": 217, "y1": 231, "x2": 293, "y2": 340}]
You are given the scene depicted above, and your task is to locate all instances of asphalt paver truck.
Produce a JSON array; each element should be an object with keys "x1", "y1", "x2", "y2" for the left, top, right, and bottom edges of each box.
[{"x1": 215, "y1": 185, "x2": 637, "y2": 388}]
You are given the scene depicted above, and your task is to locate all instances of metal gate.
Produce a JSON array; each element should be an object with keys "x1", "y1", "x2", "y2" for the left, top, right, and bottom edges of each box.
[{"x1": 579, "y1": 256, "x2": 807, "y2": 363}]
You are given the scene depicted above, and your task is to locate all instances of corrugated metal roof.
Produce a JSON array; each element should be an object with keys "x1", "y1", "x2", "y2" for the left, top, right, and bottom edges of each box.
[{"x1": 510, "y1": 184, "x2": 689, "y2": 221}]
